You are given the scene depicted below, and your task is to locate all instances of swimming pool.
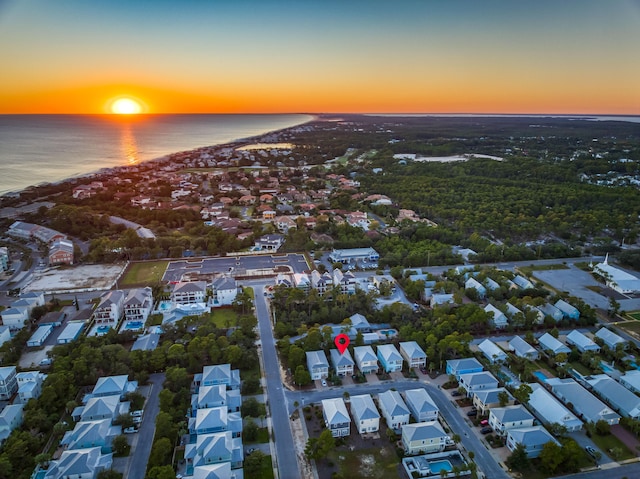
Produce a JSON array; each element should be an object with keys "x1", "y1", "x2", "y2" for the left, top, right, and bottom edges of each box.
[
  {"x1": 378, "y1": 329, "x2": 397, "y2": 336},
  {"x1": 97, "y1": 325, "x2": 111, "y2": 334},
  {"x1": 600, "y1": 361, "x2": 614, "y2": 373},
  {"x1": 429, "y1": 459, "x2": 453, "y2": 474},
  {"x1": 125, "y1": 321, "x2": 144, "y2": 330},
  {"x1": 532, "y1": 371, "x2": 548, "y2": 382},
  {"x1": 158, "y1": 301, "x2": 172, "y2": 311}
]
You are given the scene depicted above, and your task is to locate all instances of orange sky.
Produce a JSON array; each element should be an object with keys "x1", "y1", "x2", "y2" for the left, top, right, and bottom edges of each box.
[{"x1": 1, "y1": 0, "x2": 639, "y2": 115}]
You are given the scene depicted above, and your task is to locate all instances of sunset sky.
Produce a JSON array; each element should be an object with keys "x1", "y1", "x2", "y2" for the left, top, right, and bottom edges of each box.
[{"x1": 1, "y1": 0, "x2": 639, "y2": 115}]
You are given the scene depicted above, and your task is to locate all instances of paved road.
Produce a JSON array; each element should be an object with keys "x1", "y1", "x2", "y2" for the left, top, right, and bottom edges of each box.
[
  {"x1": 556, "y1": 462, "x2": 640, "y2": 479},
  {"x1": 124, "y1": 372, "x2": 165, "y2": 479},
  {"x1": 252, "y1": 283, "x2": 299, "y2": 479}
]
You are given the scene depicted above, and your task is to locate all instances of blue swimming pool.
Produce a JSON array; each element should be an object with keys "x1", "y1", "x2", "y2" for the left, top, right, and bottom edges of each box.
[
  {"x1": 378, "y1": 329, "x2": 397, "y2": 336},
  {"x1": 532, "y1": 371, "x2": 548, "y2": 382},
  {"x1": 97, "y1": 325, "x2": 110, "y2": 334},
  {"x1": 600, "y1": 361, "x2": 614, "y2": 373},
  {"x1": 429, "y1": 459, "x2": 453, "y2": 474},
  {"x1": 158, "y1": 301, "x2": 172, "y2": 311},
  {"x1": 125, "y1": 321, "x2": 143, "y2": 330}
]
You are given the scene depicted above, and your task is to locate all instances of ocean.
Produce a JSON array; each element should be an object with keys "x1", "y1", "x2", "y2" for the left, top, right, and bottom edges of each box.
[{"x1": 0, "y1": 114, "x2": 313, "y2": 196}]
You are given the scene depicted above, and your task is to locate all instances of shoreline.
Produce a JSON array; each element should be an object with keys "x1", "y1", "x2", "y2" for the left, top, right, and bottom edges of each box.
[{"x1": 0, "y1": 114, "x2": 317, "y2": 199}]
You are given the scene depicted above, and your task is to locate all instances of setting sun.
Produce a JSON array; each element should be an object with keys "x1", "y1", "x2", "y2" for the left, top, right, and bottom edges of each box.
[{"x1": 111, "y1": 98, "x2": 142, "y2": 114}]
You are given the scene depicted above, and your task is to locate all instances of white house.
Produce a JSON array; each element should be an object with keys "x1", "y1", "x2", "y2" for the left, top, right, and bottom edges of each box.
[
  {"x1": 620, "y1": 370, "x2": 640, "y2": 394},
  {"x1": 172, "y1": 281, "x2": 207, "y2": 305},
  {"x1": 350, "y1": 394, "x2": 380, "y2": 434},
  {"x1": 42, "y1": 447, "x2": 112, "y2": 479},
  {"x1": 473, "y1": 388, "x2": 515, "y2": 416},
  {"x1": 399, "y1": 341, "x2": 427, "y2": 369},
  {"x1": 506, "y1": 426, "x2": 559, "y2": 458},
  {"x1": 402, "y1": 421, "x2": 448, "y2": 455},
  {"x1": 478, "y1": 338, "x2": 507, "y2": 363},
  {"x1": 0, "y1": 404, "x2": 24, "y2": 443},
  {"x1": 330, "y1": 348, "x2": 354, "y2": 377},
  {"x1": 322, "y1": 398, "x2": 350, "y2": 437},
  {"x1": 354, "y1": 346, "x2": 379, "y2": 374},
  {"x1": 547, "y1": 378, "x2": 620, "y2": 425},
  {"x1": 122, "y1": 287, "x2": 153, "y2": 323},
  {"x1": 595, "y1": 328, "x2": 627, "y2": 350},
  {"x1": 446, "y1": 357, "x2": 483, "y2": 379},
  {"x1": 566, "y1": 330, "x2": 600, "y2": 353},
  {"x1": 586, "y1": 375, "x2": 640, "y2": 419},
  {"x1": 404, "y1": 388, "x2": 439, "y2": 422},
  {"x1": 306, "y1": 350, "x2": 329, "y2": 380},
  {"x1": 93, "y1": 290, "x2": 125, "y2": 324},
  {"x1": 527, "y1": 383, "x2": 582, "y2": 432},
  {"x1": 538, "y1": 332, "x2": 571, "y2": 356},
  {"x1": 459, "y1": 371, "x2": 499, "y2": 398},
  {"x1": 508, "y1": 336, "x2": 539, "y2": 360},
  {"x1": 0, "y1": 366, "x2": 18, "y2": 400},
  {"x1": 484, "y1": 304, "x2": 508, "y2": 329},
  {"x1": 0, "y1": 306, "x2": 30, "y2": 331},
  {"x1": 16, "y1": 371, "x2": 46, "y2": 404},
  {"x1": 489, "y1": 405, "x2": 535, "y2": 436},
  {"x1": 378, "y1": 390, "x2": 410, "y2": 432},
  {"x1": 211, "y1": 276, "x2": 238, "y2": 306}
]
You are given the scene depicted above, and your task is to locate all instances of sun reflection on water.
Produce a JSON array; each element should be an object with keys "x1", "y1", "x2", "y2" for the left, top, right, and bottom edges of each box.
[{"x1": 120, "y1": 123, "x2": 139, "y2": 165}]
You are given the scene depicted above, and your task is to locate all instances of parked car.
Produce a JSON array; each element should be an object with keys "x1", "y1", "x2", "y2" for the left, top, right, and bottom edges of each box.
[
  {"x1": 451, "y1": 390, "x2": 461, "y2": 397},
  {"x1": 466, "y1": 410, "x2": 477, "y2": 417},
  {"x1": 246, "y1": 447, "x2": 256, "y2": 456},
  {"x1": 480, "y1": 426, "x2": 492, "y2": 434},
  {"x1": 585, "y1": 446, "x2": 598, "y2": 458},
  {"x1": 131, "y1": 410, "x2": 143, "y2": 418},
  {"x1": 480, "y1": 419, "x2": 489, "y2": 426},
  {"x1": 321, "y1": 379, "x2": 327, "y2": 387},
  {"x1": 123, "y1": 427, "x2": 137, "y2": 434}
]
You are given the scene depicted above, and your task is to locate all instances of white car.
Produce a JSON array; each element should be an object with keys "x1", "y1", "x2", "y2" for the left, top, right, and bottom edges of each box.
[
  {"x1": 131, "y1": 410, "x2": 143, "y2": 418},
  {"x1": 123, "y1": 427, "x2": 137, "y2": 434}
]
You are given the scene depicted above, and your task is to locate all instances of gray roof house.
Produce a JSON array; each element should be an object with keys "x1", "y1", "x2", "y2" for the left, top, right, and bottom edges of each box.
[
  {"x1": 404, "y1": 388, "x2": 439, "y2": 422},
  {"x1": 484, "y1": 304, "x2": 508, "y2": 329},
  {"x1": 506, "y1": 426, "x2": 559, "y2": 458},
  {"x1": 472, "y1": 388, "x2": 515, "y2": 416},
  {"x1": 322, "y1": 398, "x2": 350, "y2": 437},
  {"x1": 508, "y1": 336, "x2": 539, "y2": 360},
  {"x1": 538, "y1": 303, "x2": 563, "y2": 322},
  {"x1": 306, "y1": 350, "x2": 329, "y2": 380},
  {"x1": 527, "y1": 383, "x2": 582, "y2": 432},
  {"x1": 554, "y1": 299, "x2": 580, "y2": 320},
  {"x1": 489, "y1": 405, "x2": 535, "y2": 436},
  {"x1": 398, "y1": 341, "x2": 427, "y2": 369},
  {"x1": 595, "y1": 328, "x2": 627, "y2": 350},
  {"x1": 513, "y1": 275, "x2": 534, "y2": 290},
  {"x1": 61, "y1": 418, "x2": 120, "y2": 453},
  {"x1": 402, "y1": 421, "x2": 448, "y2": 455},
  {"x1": 330, "y1": 348, "x2": 355, "y2": 377},
  {"x1": 478, "y1": 338, "x2": 507, "y2": 363},
  {"x1": 378, "y1": 390, "x2": 410, "y2": 432},
  {"x1": 547, "y1": 378, "x2": 620, "y2": 425},
  {"x1": 459, "y1": 371, "x2": 499, "y2": 398},
  {"x1": 538, "y1": 333, "x2": 571, "y2": 355},
  {"x1": 91, "y1": 375, "x2": 137, "y2": 400},
  {"x1": 350, "y1": 394, "x2": 380, "y2": 434},
  {"x1": 376, "y1": 344, "x2": 404, "y2": 373},
  {"x1": 620, "y1": 370, "x2": 640, "y2": 394},
  {"x1": 586, "y1": 374, "x2": 640, "y2": 419},
  {"x1": 354, "y1": 346, "x2": 379, "y2": 374},
  {"x1": 566, "y1": 330, "x2": 600, "y2": 353},
  {"x1": 184, "y1": 431, "x2": 243, "y2": 470}
]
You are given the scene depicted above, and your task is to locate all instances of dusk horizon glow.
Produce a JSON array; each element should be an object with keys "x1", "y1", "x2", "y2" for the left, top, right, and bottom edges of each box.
[{"x1": 1, "y1": 0, "x2": 639, "y2": 115}]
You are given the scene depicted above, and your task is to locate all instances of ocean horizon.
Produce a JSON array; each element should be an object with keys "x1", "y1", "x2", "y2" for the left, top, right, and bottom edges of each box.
[{"x1": 0, "y1": 113, "x2": 313, "y2": 196}]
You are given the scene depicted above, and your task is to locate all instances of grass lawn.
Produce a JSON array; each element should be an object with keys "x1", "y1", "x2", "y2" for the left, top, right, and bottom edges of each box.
[
  {"x1": 618, "y1": 321, "x2": 640, "y2": 335},
  {"x1": 569, "y1": 361, "x2": 593, "y2": 376},
  {"x1": 258, "y1": 455, "x2": 274, "y2": 479},
  {"x1": 329, "y1": 445, "x2": 399, "y2": 479},
  {"x1": 520, "y1": 264, "x2": 570, "y2": 275},
  {"x1": 627, "y1": 311, "x2": 640, "y2": 321},
  {"x1": 120, "y1": 260, "x2": 169, "y2": 287},
  {"x1": 589, "y1": 433, "x2": 635, "y2": 461},
  {"x1": 210, "y1": 308, "x2": 239, "y2": 329}
]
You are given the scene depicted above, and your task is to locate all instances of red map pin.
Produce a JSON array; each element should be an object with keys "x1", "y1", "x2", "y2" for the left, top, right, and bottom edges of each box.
[{"x1": 335, "y1": 334, "x2": 350, "y2": 354}]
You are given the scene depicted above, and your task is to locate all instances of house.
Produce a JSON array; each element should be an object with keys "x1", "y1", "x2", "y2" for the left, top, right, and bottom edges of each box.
[
  {"x1": 191, "y1": 384, "x2": 233, "y2": 412},
  {"x1": 489, "y1": 405, "x2": 535, "y2": 436},
  {"x1": 404, "y1": 388, "x2": 439, "y2": 422},
  {"x1": 16, "y1": 371, "x2": 46, "y2": 404},
  {"x1": 376, "y1": 344, "x2": 403, "y2": 373},
  {"x1": 565, "y1": 330, "x2": 600, "y2": 353},
  {"x1": 594, "y1": 255, "x2": 640, "y2": 294},
  {"x1": 306, "y1": 350, "x2": 329, "y2": 380},
  {"x1": 58, "y1": 320, "x2": 87, "y2": 344},
  {"x1": 484, "y1": 304, "x2": 508, "y2": 329},
  {"x1": 472, "y1": 388, "x2": 515, "y2": 416},
  {"x1": 93, "y1": 290, "x2": 125, "y2": 324},
  {"x1": 513, "y1": 275, "x2": 534, "y2": 290},
  {"x1": 527, "y1": 383, "x2": 582, "y2": 432},
  {"x1": 547, "y1": 377, "x2": 620, "y2": 425},
  {"x1": 459, "y1": 372, "x2": 499, "y2": 398},
  {"x1": 189, "y1": 407, "x2": 242, "y2": 437},
  {"x1": 354, "y1": 346, "x2": 379, "y2": 374},
  {"x1": 61, "y1": 418, "x2": 120, "y2": 453},
  {"x1": 0, "y1": 404, "x2": 24, "y2": 443},
  {"x1": 430, "y1": 293, "x2": 454, "y2": 308},
  {"x1": 0, "y1": 306, "x2": 29, "y2": 330},
  {"x1": 506, "y1": 426, "x2": 560, "y2": 458},
  {"x1": 91, "y1": 375, "x2": 137, "y2": 400},
  {"x1": 49, "y1": 238, "x2": 74, "y2": 265},
  {"x1": 330, "y1": 348, "x2": 354, "y2": 377},
  {"x1": 199, "y1": 364, "x2": 241, "y2": 390},
  {"x1": 329, "y1": 247, "x2": 379, "y2": 265},
  {"x1": 333, "y1": 269, "x2": 357, "y2": 295},
  {"x1": 586, "y1": 375, "x2": 640, "y2": 419},
  {"x1": 0, "y1": 366, "x2": 18, "y2": 400},
  {"x1": 322, "y1": 398, "x2": 350, "y2": 437},
  {"x1": 401, "y1": 421, "x2": 448, "y2": 455},
  {"x1": 378, "y1": 390, "x2": 410, "y2": 432},
  {"x1": 446, "y1": 358, "x2": 483, "y2": 380},
  {"x1": 172, "y1": 281, "x2": 207, "y2": 305},
  {"x1": 538, "y1": 332, "x2": 571, "y2": 355},
  {"x1": 255, "y1": 234, "x2": 284, "y2": 251},
  {"x1": 465, "y1": 277, "x2": 486, "y2": 298},
  {"x1": 184, "y1": 431, "x2": 243, "y2": 470},
  {"x1": 123, "y1": 287, "x2": 153, "y2": 323},
  {"x1": 0, "y1": 326, "x2": 9, "y2": 349},
  {"x1": 484, "y1": 277, "x2": 500, "y2": 291},
  {"x1": 42, "y1": 447, "x2": 113, "y2": 479},
  {"x1": 399, "y1": 341, "x2": 427, "y2": 369},
  {"x1": 620, "y1": 370, "x2": 640, "y2": 394},
  {"x1": 311, "y1": 270, "x2": 333, "y2": 295},
  {"x1": 595, "y1": 328, "x2": 627, "y2": 350},
  {"x1": 292, "y1": 273, "x2": 311, "y2": 291},
  {"x1": 478, "y1": 338, "x2": 507, "y2": 363},
  {"x1": 211, "y1": 276, "x2": 238, "y2": 306},
  {"x1": 27, "y1": 325, "x2": 53, "y2": 347},
  {"x1": 537, "y1": 303, "x2": 563, "y2": 322},
  {"x1": 350, "y1": 394, "x2": 380, "y2": 434},
  {"x1": 505, "y1": 303, "x2": 524, "y2": 320},
  {"x1": 508, "y1": 336, "x2": 539, "y2": 360},
  {"x1": 78, "y1": 395, "x2": 128, "y2": 423},
  {"x1": 554, "y1": 299, "x2": 580, "y2": 320}
]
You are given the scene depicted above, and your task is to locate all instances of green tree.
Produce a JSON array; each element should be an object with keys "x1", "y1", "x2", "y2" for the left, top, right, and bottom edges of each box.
[
  {"x1": 498, "y1": 390, "x2": 510, "y2": 407},
  {"x1": 243, "y1": 418, "x2": 259, "y2": 442},
  {"x1": 505, "y1": 443, "x2": 529, "y2": 471},
  {"x1": 512, "y1": 383, "x2": 532, "y2": 405},
  {"x1": 538, "y1": 441, "x2": 564, "y2": 473},
  {"x1": 97, "y1": 470, "x2": 123, "y2": 479},
  {"x1": 146, "y1": 465, "x2": 177, "y2": 479},
  {"x1": 244, "y1": 450, "x2": 266, "y2": 476},
  {"x1": 294, "y1": 365, "x2": 311, "y2": 386},
  {"x1": 304, "y1": 429, "x2": 335, "y2": 461},
  {"x1": 147, "y1": 437, "x2": 173, "y2": 469},
  {"x1": 112, "y1": 435, "x2": 130, "y2": 456},
  {"x1": 241, "y1": 397, "x2": 266, "y2": 418}
]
